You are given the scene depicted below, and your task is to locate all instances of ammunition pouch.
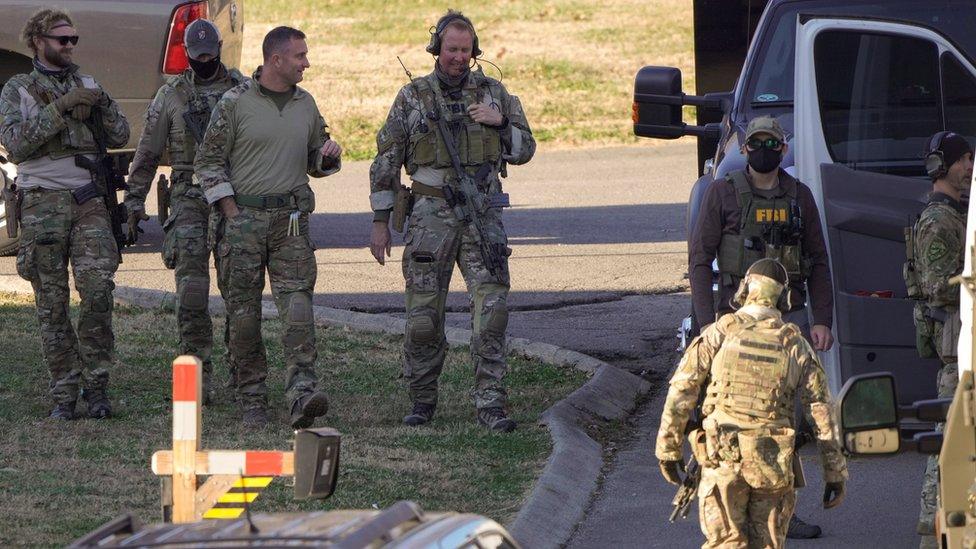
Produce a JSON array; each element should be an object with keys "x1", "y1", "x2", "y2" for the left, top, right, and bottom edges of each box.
[
  {"x1": 688, "y1": 429, "x2": 716, "y2": 468},
  {"x1": 392, "y1": 184, "x2": 414, "y2": 233},
  {"x1": 71, "y1": 181, "x2": 102, "y2": 205},
  {"x1": 903, "y1": 223, "x2": 924, "y2": 299},
  {"x1": 292, "y1": 184, "x2": 315, "y2": 213},
  {"x1": 737, "y1": 427, "x2": 795, "y2": 491},
  {"x1": 2, "y1": 176, "x2": 19, "y2": 238}
]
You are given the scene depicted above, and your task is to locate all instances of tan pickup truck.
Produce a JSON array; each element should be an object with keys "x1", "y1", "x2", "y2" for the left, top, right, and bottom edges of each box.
[{"x1": 0, "y1": 0, "x2": 245, "y2": 255}]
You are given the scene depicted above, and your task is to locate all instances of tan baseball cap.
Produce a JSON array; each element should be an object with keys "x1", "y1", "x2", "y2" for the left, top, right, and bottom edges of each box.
[{"x1": 745, "y1": 116, "x2": 786, "y2": 142}]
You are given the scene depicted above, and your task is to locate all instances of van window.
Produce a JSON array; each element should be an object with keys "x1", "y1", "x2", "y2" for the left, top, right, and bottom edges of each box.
[
  {"x1": 814, "y1": 31, "x2": 941, "y2": 173},
  {"x1": 942, "y1": 54, "x2": 976, "y2": 140}
]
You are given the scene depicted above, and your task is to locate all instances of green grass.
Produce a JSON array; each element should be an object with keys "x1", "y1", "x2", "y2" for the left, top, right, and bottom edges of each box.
[
  {"x1": 0, "y1": 292, "x2": 586, "y2": 547},
  {"x1": 239, "y1": 0, "x2": 695, "y2": 160}
]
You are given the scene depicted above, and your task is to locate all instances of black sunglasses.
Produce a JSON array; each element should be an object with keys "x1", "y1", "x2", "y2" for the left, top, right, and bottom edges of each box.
[
  {"x1": 43, "y1": 34, "x2": 79, "y2": 46},
  {"x1": 746, "y1": 137, "x2": 783, "y2": 150}
]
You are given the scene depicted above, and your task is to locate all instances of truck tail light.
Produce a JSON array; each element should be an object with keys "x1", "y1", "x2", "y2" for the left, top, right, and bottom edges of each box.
[{"x1": 162, "y1": 1, "x2": 209, "y2": 75}]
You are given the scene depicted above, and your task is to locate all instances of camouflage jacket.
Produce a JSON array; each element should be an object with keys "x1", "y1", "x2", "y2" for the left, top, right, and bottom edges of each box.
[
  {"x1": 913, "y1": 193, "x2": 967, "y2": 309},
  {"x1": 195, "y1": 71, "x2": 340, "y2": 204},
  {"x1": 0, "y1": 64, "x2": 128, "y2": 164},
  {"x1": 124, "y1": 66, "x2": 244, "y2": 212},
  {"x1": 368, "y1": 69, "x2": 535, "y2": 216},
  {"x1": 655, "y1": 306, "x2": 848, "y2": 483}
]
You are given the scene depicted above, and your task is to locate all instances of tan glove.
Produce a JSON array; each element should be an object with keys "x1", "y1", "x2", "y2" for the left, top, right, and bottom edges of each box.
[
  {"x1": 70, "y1": 103, "x2": 92, "y2": 121},
  {"x1": 127, "y1": 209, "x2": 150, "y2": 244},
  {"x1": 659, "y1": 459, "x2": 685, "y2": 486},
  {"x1": 52, "y1": 88, "x2": 99, "y2": 113}
]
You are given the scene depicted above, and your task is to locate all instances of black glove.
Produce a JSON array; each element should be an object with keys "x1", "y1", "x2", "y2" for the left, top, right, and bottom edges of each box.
[
  {"x1": 70, "y1": 103, "x2": 92, "y2": 121},
  {"x1": 659, "y1": 459, "x2": 685, "y2": 486},
  {"x1": 127, "y1": 209, "x2": 150, "y2": 244},
  {"x1": 823, "y1": 481, "x2": 845, "y2": 509}
]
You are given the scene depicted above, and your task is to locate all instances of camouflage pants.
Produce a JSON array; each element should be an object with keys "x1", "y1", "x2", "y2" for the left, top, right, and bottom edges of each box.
[
  {"x1": 161, "y1": 181, "x2": 213, "y2": 386},
  {"x1": 402, "y1": 195, "x2": 510, "y2": 410},
  {"x1": 698, "y1": 464, "x2": 796, "y2": 549},
  {"x1": 215, "y1": 206, "x2": 318, "y2": 410},
  {"x1": 919, "y1": 358, "x2": 959, "y2": 532},
  {"x1": 15, "y1": 188, "x2": 119, "y2": 404}
]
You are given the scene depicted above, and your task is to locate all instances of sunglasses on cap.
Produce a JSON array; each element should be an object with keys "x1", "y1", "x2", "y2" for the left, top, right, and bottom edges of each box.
[
  {"x1": 746, "y1": 137, "x2": 783, "y2": 150},
  {"x1": 43, "y1": 34, "x2": 79, "y2": 46}
]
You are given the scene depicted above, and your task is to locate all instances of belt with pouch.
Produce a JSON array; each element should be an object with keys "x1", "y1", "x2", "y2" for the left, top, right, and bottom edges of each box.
[{"x1": 410, "y1": 181, "x2": 510, "y2": 208}]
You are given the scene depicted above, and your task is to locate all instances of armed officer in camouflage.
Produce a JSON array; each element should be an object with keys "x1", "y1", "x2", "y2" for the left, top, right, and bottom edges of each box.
[
  {"x1": 196, "y1": 26, "x2": 341, "y2": 428},
  {"x1": 904, "y1": 130, "x2": 971, "y2": 544},
  {"x1": 368, "y1": 11, "x2": 535, "y2": 432},
  {"x1": 123, "y1": 20, "x2": 244, "y2": 404},
  {"x1": 657, "y1": 259, "x2": 847, "y2": 549},
  {"x1": 0, "y1": 8, "x2": 129, "y2": 419},
  {"x1": 689, "y1": 115, "x2": 834, "y2": 538}
]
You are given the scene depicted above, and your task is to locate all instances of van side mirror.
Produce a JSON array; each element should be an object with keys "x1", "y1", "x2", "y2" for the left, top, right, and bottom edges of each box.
[
  {"x1": 837, "y1": 373, "x2": 900, "y2": 455},
  {"x1": 294, "y1": 427, "x2": 341, "y2": 500},
  {"x1": 632, "y1": 66, "x2": 725, "y2": 140}
]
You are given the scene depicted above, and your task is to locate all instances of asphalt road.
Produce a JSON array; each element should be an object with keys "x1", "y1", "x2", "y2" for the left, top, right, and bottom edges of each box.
[{"x1": 0, "y1": 141, "x2": 926, "y2": 547}]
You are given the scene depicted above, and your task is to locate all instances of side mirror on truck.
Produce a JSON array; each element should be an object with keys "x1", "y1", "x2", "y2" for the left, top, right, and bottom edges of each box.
[
  {"x1": 631, "y1": 66, "x2": 728, "y2": 140},
  {"x1": 837, "y1": 373, "x2": 950, "y2": 456}
]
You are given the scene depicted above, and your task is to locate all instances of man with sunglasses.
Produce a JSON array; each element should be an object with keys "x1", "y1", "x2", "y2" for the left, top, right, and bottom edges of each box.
[
  {"x1": 0, "y1": 8, "x2": 129, "y2": 420},
  {"x1": 123, "y1": 20, "x2": 245, "y2": 405},
  {"x1": 905, "y1": 130, "x2": 972, "y2": 546},
  {"x1": 688, "y1": 115, "x2": 833, "y2": 539}
]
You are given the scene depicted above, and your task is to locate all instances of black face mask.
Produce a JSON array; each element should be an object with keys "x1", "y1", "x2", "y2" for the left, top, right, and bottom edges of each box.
[
  {"x1": 747, "y1": 147, "x2": 782, "y2": 174},
  {"x1": 189, "y1": 56, "x2": 220, "y2": 80}
]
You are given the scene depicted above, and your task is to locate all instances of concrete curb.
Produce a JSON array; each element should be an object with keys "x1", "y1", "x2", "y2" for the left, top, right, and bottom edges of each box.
[{"x1": 5, "y1": 281, "x2": 650, "y2": 547}]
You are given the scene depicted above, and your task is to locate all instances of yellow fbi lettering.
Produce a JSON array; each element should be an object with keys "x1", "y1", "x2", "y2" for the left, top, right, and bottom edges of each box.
[{"x1": 756, "y1": 208, "x2": 788, "y2": 223}]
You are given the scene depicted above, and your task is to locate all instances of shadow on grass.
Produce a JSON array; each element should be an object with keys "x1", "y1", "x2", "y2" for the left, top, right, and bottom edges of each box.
[{"x1": 0, "y1": 292, "x2": 586, "y2": 547}]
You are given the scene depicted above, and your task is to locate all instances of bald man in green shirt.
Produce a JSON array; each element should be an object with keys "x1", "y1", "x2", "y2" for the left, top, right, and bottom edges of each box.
[{"x1": 195, "y1": 26, "x2": 341, "y2": 428}]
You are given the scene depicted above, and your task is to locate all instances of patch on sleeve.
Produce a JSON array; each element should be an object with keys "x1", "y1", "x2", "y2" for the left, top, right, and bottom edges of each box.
[{"x1": 927, "y1": 238, "x2": 948, "y2": 263}]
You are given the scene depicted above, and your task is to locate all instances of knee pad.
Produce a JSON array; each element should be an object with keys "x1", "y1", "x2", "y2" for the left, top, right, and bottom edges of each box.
[
  {"x1": 234, "y1": 315, "x2": 260, "y2": 341},
  {"x1": 286, "y1": 293, "x2": 313, "y2": 326},
  {"x1": 407, "y1": 307, "x2": 438, "y2": 345},
  {"x1": 179, "y1": 277, "x2": 209, "y2": 312},
  {"x1": 484, "y1": 298, "x2": 509, "y2": 336}
]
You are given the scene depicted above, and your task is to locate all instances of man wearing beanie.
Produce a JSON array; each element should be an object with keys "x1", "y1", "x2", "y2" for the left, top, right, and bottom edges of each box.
[
  {"x1": 656, "y1": 258, "x2": 847, "y2": 548},
  {"x1": 906, "y1": 130, "x2": 972, "y2": 546},
  {"x1": 688, "y1": 115, "x2": 834, "y2": 538}
]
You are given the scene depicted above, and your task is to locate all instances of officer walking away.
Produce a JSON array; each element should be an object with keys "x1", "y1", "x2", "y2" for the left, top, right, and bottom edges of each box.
[
  {"x1": 905, "y1": 130, "x2": 971, "y2": 547},
  {"x1": 195, "y1": 26, "x2": 341, "y2": 427},
  {"x1": 656, "y1": 259, "x2": 847, "y2": 549},
  {"x1": 689, "y1": 115, "x2": 833, "y2": 538},
  {"x1": 368, "y1": 11, "x2": 535, "y2": 432},
  {"x1": 0, "y1": 8, "x2": 129, "y2": 419},
  {"x1": 124, "y1": 20, "x2": 245, "y2": 405}
]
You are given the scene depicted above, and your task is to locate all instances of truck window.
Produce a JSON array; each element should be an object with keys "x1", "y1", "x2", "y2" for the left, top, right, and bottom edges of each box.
[
  {"x1": 942, "y1": 53, "x2": 976, "y2": 139},
  {"x1": 814, "y1": 31, "x2": 940, "y2": 174}
]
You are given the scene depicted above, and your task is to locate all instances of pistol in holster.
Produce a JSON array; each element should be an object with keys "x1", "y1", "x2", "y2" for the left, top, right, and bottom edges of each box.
[
  {"x1": 157, "y1": 173, "x2": 171, "y2": 224},
  {"x1": 392, "y1": 184, "x2": 414, "y2": 233},
  {"x1": 2, "y1": 176, "x2": 19, "y2": 239}
]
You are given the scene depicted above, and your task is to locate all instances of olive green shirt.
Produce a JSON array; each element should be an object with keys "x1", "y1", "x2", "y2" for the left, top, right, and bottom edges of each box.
[{"x1": 195, "y1": 77, "x2": 340, "y2": 204}]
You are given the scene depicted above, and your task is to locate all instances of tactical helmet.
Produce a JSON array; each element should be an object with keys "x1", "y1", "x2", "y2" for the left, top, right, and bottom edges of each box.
[{"x1": 732, "y1": 258, "x2": 792, "y2": 312}]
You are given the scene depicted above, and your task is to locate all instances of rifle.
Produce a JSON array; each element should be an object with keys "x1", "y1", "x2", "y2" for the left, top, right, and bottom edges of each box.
[
  {"x1": 2, "y1": 168, "x2": 18, "y2": 238},
  {"x1": 398, "y1": 58, "x2": 509, "y2": 276},
  {"x1": 669, "y1": 456, "x2": 701, "y2": 522},
  {"x1": 75, "y1": 106, "x2": 129, "y2": 256}
]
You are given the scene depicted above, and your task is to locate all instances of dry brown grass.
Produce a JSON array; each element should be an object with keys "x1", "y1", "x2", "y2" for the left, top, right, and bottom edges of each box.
[
  {"x1": 242, "y1": 0, "x2": 694, "y2": 159},
  {"x1": 0, "y1": 292, "x2": 585, "y2": 547}
]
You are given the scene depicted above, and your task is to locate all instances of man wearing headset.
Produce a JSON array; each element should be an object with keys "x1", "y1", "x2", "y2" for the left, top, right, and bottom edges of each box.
[
  {"x1": 656, "y1": 258, "x2": 847, "y2": 549},
  {"x1": 368, "y1": 10, "x2": 535, "y2": 432},
  {"x1": 689, "y1": 115, "x2": 834, "y2": 538},
  {"x1": 907, "y1": 130, "x2": 972, "y2": 545}
]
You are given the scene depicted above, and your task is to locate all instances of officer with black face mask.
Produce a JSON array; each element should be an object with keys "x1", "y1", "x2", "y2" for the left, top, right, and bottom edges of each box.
[
  {"x1": 123, "y1": 19, "x2": 245, "y2": 404},
  {"x1": 688, "y1": 115, "x2": 835, "y2": 540}
]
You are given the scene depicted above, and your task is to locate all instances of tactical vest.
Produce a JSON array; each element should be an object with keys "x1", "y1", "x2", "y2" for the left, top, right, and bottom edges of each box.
[
  {"x1": 171, "y1": 68, "x2": 244, "y2": 174},
  {"x1": 717, "y1": 170, "x2": 807, "y2": 284},
  {"x1": 405, "y1": 73, "x2": 502, "y2": 175},
  {"x1": 22, "y1": 72, "x2": 100, "y2": 161},
  {"x1": 702, "y1": 317, "x2": 796, "y2": 421}
]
